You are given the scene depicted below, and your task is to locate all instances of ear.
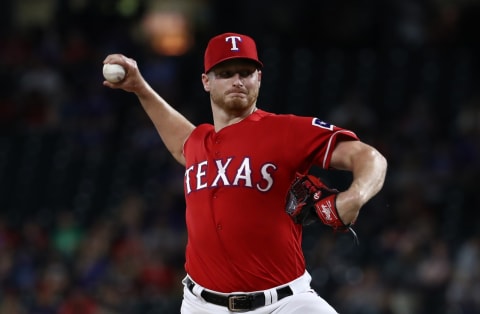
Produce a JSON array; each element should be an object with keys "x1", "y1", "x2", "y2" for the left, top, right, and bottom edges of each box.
[{"x1": 201, "y1": 73, "x2": 210, "y2": 92}]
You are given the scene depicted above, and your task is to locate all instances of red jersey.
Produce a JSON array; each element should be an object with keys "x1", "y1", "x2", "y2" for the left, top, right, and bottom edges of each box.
[{"x1": 182, "y1": 109, "x2": 358, "y2": 292}]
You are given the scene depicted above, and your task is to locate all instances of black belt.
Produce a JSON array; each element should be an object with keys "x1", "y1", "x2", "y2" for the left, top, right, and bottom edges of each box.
[{"x1": 186, "y1": 278, "x2": 293, "y2": 312}]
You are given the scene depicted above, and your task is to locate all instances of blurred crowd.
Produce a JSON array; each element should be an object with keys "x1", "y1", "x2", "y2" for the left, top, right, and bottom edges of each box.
[{"x1": 0, "y1": 1, "x2": 479, "y2": 314}]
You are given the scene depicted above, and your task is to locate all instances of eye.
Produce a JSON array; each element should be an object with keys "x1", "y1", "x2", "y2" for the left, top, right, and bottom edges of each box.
[
  {"x1": 214, "y1": 68, "x2": 256, "y2": 79},
  {"x1": 239, "y1": 69, "x2": 255, "y2": 77},
  {"x1": 214, "y1": 70, "x2": 232, "y2": 78}
]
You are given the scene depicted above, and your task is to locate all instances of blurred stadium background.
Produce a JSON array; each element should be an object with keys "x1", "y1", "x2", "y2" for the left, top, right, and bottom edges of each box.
[{"x1": 0, "y1": 0, "x2": 479, "y2": 313}]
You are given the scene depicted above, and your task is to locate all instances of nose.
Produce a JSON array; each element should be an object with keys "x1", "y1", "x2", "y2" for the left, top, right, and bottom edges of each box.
[{"x1": 232, "y1": 73, "x2": 244, "y2": 86}]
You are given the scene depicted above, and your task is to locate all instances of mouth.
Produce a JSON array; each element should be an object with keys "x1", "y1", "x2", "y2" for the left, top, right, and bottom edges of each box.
[
  {"x1": 227, "y1": 90, "x2": 246, "y2": 98},
  {"x1": 227, "y1": 88, "x2": 246, "y2": 95},
  {"x1": 228, "y1": 95, "x2": 247, "y2": 102}
]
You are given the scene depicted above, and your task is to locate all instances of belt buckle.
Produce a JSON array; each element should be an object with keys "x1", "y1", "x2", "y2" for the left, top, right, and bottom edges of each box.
[{"x1": 228, "y1": 294, "x2": 252, "y2": 312}]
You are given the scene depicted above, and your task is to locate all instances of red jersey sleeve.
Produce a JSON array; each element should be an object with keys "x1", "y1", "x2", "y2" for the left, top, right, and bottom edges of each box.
[{"x1": 283, "y1": 115, "x2": 359, "y2": 170}]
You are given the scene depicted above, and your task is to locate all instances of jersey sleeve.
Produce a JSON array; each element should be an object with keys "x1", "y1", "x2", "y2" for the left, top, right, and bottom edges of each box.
[
  {"x1": 183, "y1": 124, "x2": 213, "y2": 160},
  {"x1": 285, "y1": 115, "x2": 359, "y2": 170}
]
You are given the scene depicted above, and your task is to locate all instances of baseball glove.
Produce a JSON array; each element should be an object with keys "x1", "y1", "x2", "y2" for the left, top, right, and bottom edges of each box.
[{"x1": 285, "y1": 173, "x2": 359, "y2": 244}]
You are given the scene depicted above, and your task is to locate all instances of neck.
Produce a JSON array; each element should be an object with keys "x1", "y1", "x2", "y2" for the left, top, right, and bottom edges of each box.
[{"x1": 212, "y1": 105, "x2": 257, "y2": 132}]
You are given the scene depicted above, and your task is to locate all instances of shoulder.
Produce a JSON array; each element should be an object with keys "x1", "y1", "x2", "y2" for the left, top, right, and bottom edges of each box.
[
  {"x1": 258, "y1": 110, "x2": 359, "y2": 138},
  {"x1": 255, "y1": 110, "x2": 325, "y2": 127},
  {"x1": 249, "y1": 109, "x2": 297, "y2": 123},
  {"x1": 187, "y1": 123, "x2": 214, "y2": 139},
  {"x1": 254, "y1": 109, "x2": 315, "y2": 122},
  {"x1": 195, "y1": 123, "x2": 215, "y2": 131}
]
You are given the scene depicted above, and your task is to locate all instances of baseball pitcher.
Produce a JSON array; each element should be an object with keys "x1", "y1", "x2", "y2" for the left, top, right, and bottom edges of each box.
[{"x1": 103, "y1": 32, "x2": 387, "y2": 313}]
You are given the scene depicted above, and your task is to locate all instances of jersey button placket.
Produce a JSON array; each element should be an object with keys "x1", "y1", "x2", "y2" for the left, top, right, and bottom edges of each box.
[
  {"x1": 212, "y1": 134, "x2": 222, "y2": 232},
  {"x1": 214, "y1": 135, "x2": 221, "y2": 157},
  {"x1": 212, "y1": 190, "x2": 221, "y2": 231}
]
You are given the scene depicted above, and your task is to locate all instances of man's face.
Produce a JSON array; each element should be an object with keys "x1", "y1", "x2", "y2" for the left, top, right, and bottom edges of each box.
[{"x1": 202, "y1": 59, "x2": 262, "y2": 113}]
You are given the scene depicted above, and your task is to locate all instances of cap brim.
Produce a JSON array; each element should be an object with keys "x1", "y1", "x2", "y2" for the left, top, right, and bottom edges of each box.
[{"x1": 206, "y1": 57, "x2": 263, "y2": 73}]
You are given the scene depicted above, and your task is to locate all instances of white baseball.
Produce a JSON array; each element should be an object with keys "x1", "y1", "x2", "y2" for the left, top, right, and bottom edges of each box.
[{"x1": 103, "y1": 63, "x2": 126, "y2": 83}]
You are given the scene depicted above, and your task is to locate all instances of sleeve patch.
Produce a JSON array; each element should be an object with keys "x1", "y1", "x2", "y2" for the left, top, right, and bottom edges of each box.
[{"x1": 312, "y1": 118, "x2": 334, "y2": 131}]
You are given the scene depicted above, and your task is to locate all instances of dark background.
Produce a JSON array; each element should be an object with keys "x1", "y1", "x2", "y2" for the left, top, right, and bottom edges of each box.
[{"x1": 0, "y1": 0, "x2": 479, "y2": 313}]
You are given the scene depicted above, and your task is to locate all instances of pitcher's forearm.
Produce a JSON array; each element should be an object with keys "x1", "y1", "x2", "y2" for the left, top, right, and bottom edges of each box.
[{"x1": 137, "y1": 84, "x2": 195, "y2": 166}]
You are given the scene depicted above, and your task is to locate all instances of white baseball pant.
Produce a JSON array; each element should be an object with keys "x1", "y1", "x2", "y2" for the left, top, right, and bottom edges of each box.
[{"x1": 180, "y1": 271, "x2": 338, "y2": 313}]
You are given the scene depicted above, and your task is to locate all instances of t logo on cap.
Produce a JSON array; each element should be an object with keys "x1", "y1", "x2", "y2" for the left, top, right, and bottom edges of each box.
[
  {"x1": 225, "y1": 36, "x2": 242, "y2": 51},
  {"x1": 204, "y1": 32, "x2": 263, "y2": 73}
]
